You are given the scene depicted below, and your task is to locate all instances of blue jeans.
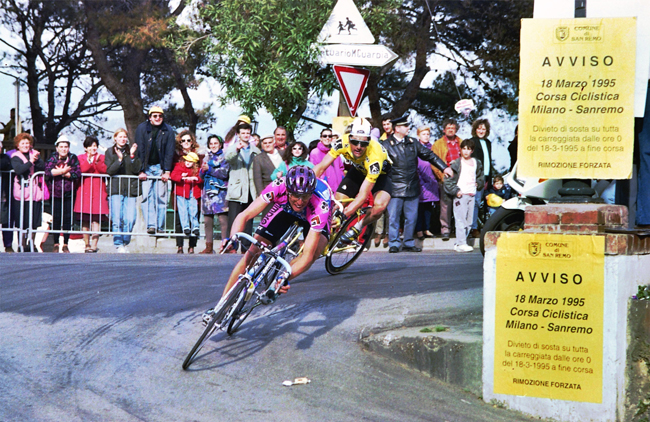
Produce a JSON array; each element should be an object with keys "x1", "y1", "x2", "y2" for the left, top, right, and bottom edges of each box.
[
  {"x1": 387, "y1": 196, "x2": 419, "y2": 248},
  {"x1": 110, "y1": 195, "x2": 136, "y2": 246},
  {"x1": 471, "y1": 189, "x2": 484, "y2": 230},
  {"x1": 176, "y1": 196, "x2": 199, "y2": 231},
  {"x1": 141, "y1": 164, "x2": 168, "y2": 231}
]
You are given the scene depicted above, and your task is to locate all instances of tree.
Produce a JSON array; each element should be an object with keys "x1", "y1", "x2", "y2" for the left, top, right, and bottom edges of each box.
[
  {"x1": 0, "y1": 0, "x2": 120, "y2": 144},
  {"x1": 190, "y1": 0, "x2": 338, "y2": 133},
  {"x1": 83, "y1": 0, "x2": 209, "y2": 138},
  {"x1": 367, "y1": 0, "x2": 534, "y2": 126}
]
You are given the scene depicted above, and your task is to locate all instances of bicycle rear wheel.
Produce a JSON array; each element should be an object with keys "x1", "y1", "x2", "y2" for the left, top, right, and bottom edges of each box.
[
  {"x1": 182, "y1": 282, "x2": 244, "y2": 370},
  {"x1": 325, "y1": 215, "x2": 375, "y2": 274}
]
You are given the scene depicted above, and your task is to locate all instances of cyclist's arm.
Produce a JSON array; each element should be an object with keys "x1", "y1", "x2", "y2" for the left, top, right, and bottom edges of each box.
[
  {"x1": 287, "y1": 229, "x2": 323, "y2": 281},
  {"x1": 229, "y1": 196, "x2": 268, "y2": 239},
  {"x1": 344, "y1": 178, "x2": 374, "y2": 218},
  {"x1": 313, "y1": 153, "x2": 336, "y2": 179}
]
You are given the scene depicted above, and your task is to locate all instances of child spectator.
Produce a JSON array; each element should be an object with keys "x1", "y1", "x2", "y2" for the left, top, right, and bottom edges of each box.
[
  {"x1": 271, "y1": 141, "x2": 313, "y2": 180},
  {"x1": 171, "y1": 152, "x2": 203, "y2": 238},
  {"x1": 485, "y1": 175, "x2": 512, "y2": 216},
  {"x1": 443, "y1": 139, "x2": 484, "y2": 253}
]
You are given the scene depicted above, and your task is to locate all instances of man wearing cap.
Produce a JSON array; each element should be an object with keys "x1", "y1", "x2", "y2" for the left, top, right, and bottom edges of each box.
[
  {"x1": 253, "y1": 134, "x2": 282, "y2": 194},
  {"x1": 274, "y1": 126, "x2": 288, "y2": 152},
  {"x1": 135, "y1": 106, "x2": 176, "y2": 234},
  {"x1": 380, "y1": 115, "x2": 451, "y2": 253}
]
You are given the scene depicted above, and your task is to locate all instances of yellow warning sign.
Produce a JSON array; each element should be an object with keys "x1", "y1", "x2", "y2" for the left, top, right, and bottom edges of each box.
[
  {"x1": 518, "y1": 18, "x2": 636, "y2": 179},
  {"x1": 494, "y1": 233, "x2": 604, "y2": 403}
]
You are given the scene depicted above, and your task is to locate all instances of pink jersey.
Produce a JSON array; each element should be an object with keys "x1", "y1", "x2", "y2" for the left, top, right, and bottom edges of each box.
[{"x1": 259, "y1": 177, "x2": 332, "y2": 233}]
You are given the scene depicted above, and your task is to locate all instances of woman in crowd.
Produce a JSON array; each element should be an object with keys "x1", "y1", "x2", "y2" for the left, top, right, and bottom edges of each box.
[
  {"x1": 44, "y1": 135, "x2": 81, "y2": 253},
  {"x1": 105, "y1": 128, "x2": 140, "y2": 253},
  {"x1": 468, "y1": 118, "x2": 494, "y2": 238},
  {"x1": 271, "y1": 141, "x2": 312, "y2": 180},
  {"x1": 199, "y1": 134, "x2": 230, "y2": 254},
  {"x1": 74, "y1": 136, "x2": 109, "y2": 252},
  {"x1": 10, "y1": 133, "x2": 46, "y2": 250},
  {"x1": 415, "y1": 126, "x2": 439, "y2": 239},
  {"x1": 173, "y1": 130, "x2": 201, "y2": 254},
  {"x1": 309, "y1": 128, "x2": 344, "y2": 192}
]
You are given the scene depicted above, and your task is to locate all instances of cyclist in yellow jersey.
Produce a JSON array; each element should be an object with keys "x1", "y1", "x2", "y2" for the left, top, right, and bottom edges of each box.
[{"x1": 314, "y1": 117, "x2": 393, "y2": 244}]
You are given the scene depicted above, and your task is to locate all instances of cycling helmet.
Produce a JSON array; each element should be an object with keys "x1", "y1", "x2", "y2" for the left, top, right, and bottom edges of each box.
[
  {"x1": 285, "y1": 165, "x2": 317, "y2": 195},
  {"x1": 349, "y1": 117, "x2": 372, "y2": 139}
]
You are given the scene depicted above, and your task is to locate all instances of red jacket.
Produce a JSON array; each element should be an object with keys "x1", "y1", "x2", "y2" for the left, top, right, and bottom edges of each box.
[{"x1": 170, "y1": 161, "x2": 203, "y2": 199}]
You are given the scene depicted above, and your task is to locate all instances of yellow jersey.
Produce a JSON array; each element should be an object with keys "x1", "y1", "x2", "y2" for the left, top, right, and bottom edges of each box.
[{"x1": 328, "y1": 134, "x2": 392, "y2": 183}]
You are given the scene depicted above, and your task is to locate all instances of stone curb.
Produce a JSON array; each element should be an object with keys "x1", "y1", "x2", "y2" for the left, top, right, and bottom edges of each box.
[{"x1": 360, "y1": 322, "x2": 483, "y2": 396}]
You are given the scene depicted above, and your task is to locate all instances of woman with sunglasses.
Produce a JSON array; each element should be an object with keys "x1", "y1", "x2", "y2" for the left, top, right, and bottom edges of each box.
[
  {"x1": 172, "y1": 130, "x2": 202, "y2": 253},
  {"x1": 308, "y1": 128, "x2": 345, "y2": 192},
  {"x1": 270, "y1": 141, "x2": 313, "y2": 181}
]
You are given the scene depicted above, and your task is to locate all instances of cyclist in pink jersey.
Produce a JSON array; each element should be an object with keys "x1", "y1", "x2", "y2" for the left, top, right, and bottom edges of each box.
[{"x1": 222, "y1": 166, "x2": 332, "y2": 296}]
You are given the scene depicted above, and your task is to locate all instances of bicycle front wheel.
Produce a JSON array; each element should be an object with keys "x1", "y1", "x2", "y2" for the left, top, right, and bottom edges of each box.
[
  {"x1": 182, "y1": 282, "x2": 245, "y2": 370},
  {"x1": 325, "y1": 215, "x2": 375, "y2": 275}
]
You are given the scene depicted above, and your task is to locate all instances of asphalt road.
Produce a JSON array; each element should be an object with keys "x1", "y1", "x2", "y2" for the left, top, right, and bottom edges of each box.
[{"x1": 0, "y1": 252, "x2": 532, "y2": 422}]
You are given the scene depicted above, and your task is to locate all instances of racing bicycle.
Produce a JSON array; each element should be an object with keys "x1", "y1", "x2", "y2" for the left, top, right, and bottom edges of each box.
[{"x1": 181, "y1": 226, "x2": 301, "y2": 370}]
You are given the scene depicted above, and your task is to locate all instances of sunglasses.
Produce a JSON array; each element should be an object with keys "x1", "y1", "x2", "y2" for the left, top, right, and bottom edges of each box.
[
  {"x1": 292, "y1": 146, "x2": 303, "y2": 150},
  {"x1": 289, "y1": 192, "x2": 311, "y2": 201},
  {"x1": 349, "y1": 139, "x2": 370, "y2": 147},
  {"x1": 321, "y1": 134, "x2": 333, "y2": 138},
  {"x1": 181, "y1": 138, "x2": 192, "y2": 143}
]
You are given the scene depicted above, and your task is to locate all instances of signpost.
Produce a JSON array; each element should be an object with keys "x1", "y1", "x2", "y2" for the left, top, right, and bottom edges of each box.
[
  {"x1": 333, "y1": 65, "x2": 370, "y2": 117},
  {"x1": 319, "y1": 44, "x2": 398, "y2": 67}
]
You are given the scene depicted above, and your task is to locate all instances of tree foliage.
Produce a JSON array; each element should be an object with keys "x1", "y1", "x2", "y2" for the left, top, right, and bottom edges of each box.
[
  {"x1": 0, "y1": 0, "x2": 120, "y2": 144},
  {"x1": 192, "y1": 0, "x2": 338, "y2": 131}
]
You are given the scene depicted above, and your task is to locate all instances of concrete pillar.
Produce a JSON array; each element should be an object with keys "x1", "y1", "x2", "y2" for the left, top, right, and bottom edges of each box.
[{"x1": 483, "y1": 204, "x2": 650, "y2": 421}]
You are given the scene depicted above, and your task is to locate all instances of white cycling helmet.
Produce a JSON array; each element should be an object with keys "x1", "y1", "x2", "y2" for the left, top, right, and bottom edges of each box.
[{"x1": 349, "y1": 117, "x2": 372, "y2": 139}]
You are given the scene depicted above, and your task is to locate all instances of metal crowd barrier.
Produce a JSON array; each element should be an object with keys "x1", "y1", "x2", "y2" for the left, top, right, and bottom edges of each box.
[{"x1": 0, "y1": 170, "x2": 220, "y2": 253}]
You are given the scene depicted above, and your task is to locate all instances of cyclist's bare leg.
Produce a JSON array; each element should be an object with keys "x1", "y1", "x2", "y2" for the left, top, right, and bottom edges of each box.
[
  {"x1": 222, "y1": 234, "x2": 272, "y2": 297},
  {"x1": 361, "y1": 190, "x2": 391, "y2": 227}
]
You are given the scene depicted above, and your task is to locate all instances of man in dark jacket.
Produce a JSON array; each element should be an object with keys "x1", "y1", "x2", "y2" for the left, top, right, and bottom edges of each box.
[
  {"x1": 381, "y1": 115, "x2": 450, "y2": 253},
  {"x1": 135, "y1": 106, "x2": 176, "y2": 234}
]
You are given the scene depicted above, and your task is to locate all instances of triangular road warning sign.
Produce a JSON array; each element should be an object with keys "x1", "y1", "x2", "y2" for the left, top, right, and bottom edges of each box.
[
  {"x1": 333, "y1": 65, "x2": 370, "y2": 117},
  {"x1": 318, "y1": 0, "x2": 375, "y2": 44}
]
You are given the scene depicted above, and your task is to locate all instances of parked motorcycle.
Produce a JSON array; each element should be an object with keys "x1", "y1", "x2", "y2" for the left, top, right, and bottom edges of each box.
[{"x1": 479, "y1": 162, "x2": 563, "y2": 255}]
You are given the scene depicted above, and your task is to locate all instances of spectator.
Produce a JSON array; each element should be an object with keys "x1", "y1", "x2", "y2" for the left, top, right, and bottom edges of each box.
[
  {"x1": 309, "y1": 128, "x2": 344, "y2": 192},
  {"x1": 44, "y1": 135, "x2": 81, "y2": 253},
  {"x1": 380, "y1": 114, "x2": 393, "y2": 141},
  {"x1": 224, "y1": 122, "x2": 260, "y2": 252},
  {"x1": 271, "y1": 141, "x2": 313, "y2": 181},
  {"x1": 171, "y1": 151, "x2": 203, "y2": 243},
  {"x1": 250, "y1": 133, "x2": 260, "y2": 148},
  {"x1": 1, "y1": 150, "x2": 13, "y2": 252},
  {"x1": 199, "y1": 134, "x2": 230, "y2": 254},
  {"x1": 381, "y1": 115, "x2": 449, "y2": 253},
  {"x1": 374, "y1": 114, "x2": 393, "y2": 247},
  {"x1": 224, "y1": 115, "x2": 252, "y2": 150},
  {"x1": 443, "y1": 139, "x2": 484, "y2": 253},
  {"x1": 253, "y1": 134, "x2": 282, "y2": 195},
  {"x1": 172, "y1": 130, "x2": 201, "y2": 254},
  {"x1": 74, "y1": 136, "x2": 109, "y2": 253},
  {"x1": 1, "y1": 108, "x2": 16, "y2": 152},
  {"x1": 508, "y1": 125, "x2": 519, "y2": 171},
  {"x1": 414, "y1": 126, "x2": 439, "y2": 240},
  {"x1": 274, "y1": 126, "x2": 288, "y2": 152},
  {"x1": 10, "y1": 133, "x2": 45, "y2": 251},
  {"x1": 135, "y1": 106, "x2": 175, "y2": 235},
  {"x1": 432, "y1": 118, "x2": 463, "y2": 241},
  {"x1": 105, "y1": 128, "x2": 141, "y2": 253},
  {"x1": 485, "y1": 175, "x2": 513, "y2": 216},
  {"x1": 468, "y1": 118, "x2": 494, "y2": 238}
]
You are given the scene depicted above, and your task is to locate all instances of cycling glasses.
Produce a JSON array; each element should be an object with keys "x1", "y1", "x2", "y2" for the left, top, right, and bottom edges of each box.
[
  {"x1": 349, "y1": 138, "x2": 370, "y2": 147},
  {"x1": 289, "y1": 192, "x2": 312, "y2": 201}
]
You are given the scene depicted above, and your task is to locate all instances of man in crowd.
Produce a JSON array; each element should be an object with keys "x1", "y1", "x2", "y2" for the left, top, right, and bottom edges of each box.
[
  {"x1": 224, "y1": 122, "x2": 260, "y2": 251},
  {"x1": 432, "y1": 118, "x2": 463, "y2": 241},
  {"x1": 135, "y1": 106, "x2": 175, "y2": 234},
  {"x1": 274, "y1": 126, "x2": 288, "y2": 152},
  {"x1": 380, "y1": 114, "x2": 393, "y2": 141},
  {"x1": 381, "y1": 115, "x2": 451, "y2": 253},
  {"x1": 1, "y1": 108, "x2": 16, "y2": 152},
  {"x1": 253, "y1": 134, "x2": 282, "y2": 194}
]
